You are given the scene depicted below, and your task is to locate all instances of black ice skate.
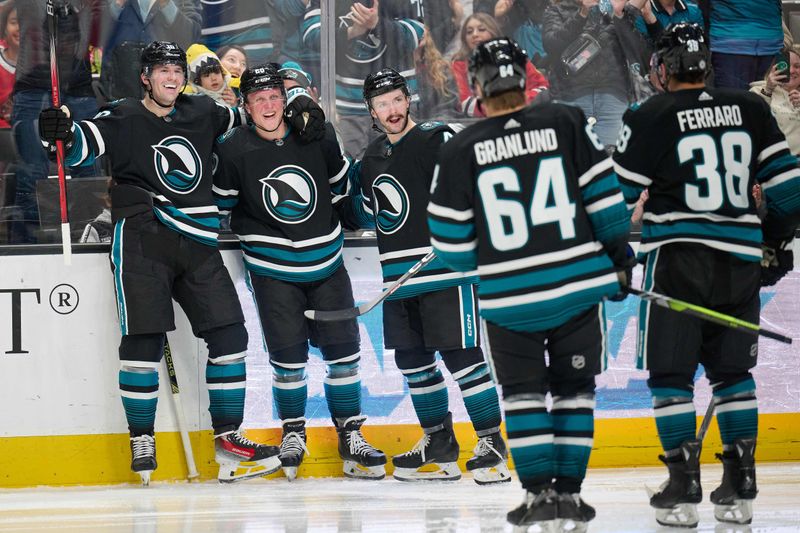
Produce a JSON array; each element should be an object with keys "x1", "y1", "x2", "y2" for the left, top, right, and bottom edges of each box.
[
  {"x1": 710, "y1": 437, "x2": 758, "y2": 525},
  {"x1": 130, "y1": 433, "x2": 156, "y2": 486},
  {"x1": 506, "y1": 487, "x2": 558, "y2": 532},
  {"x1": 335, "y1": 415, "x2": 386, "y2": 479},
  {"x1": 647, "y1": 439, "x2": 703, "y2": 528},
  {"x1": 466, "y1": 431, "x2": 511, "y2": 485},
  {"x1": 215, "y1": 429, "x2": 281, "y2": 483},
  {"x1": 392, "y1": 412, "x2": 461, "y2": 481},
  {"x1": 279, "y1": 417, "x2": 309, "y2": 481},
  {"x1": 556, "y1": 492, "x2": 596, "y2": 533}
]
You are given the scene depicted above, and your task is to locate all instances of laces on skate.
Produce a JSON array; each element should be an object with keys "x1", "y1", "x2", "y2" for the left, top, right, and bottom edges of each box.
[
  {"x1": 467, "y1": 434, "x2": 511, "y2": 485},
  {"x1": 215, "y1": 430, "x2": 281, "y2": 483},
  {"x1": 130, "y1": 434, "x2": 156, "y2": 486}
]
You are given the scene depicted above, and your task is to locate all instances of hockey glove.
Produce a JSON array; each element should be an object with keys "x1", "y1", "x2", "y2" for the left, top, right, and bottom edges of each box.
[
  {"x1": 609, "y1": 244, "x2": 635, "y2": 302},
  {"x1": 285, "y1": 87, "x2": 325, "y2": 143},
  {"x1": 760, "y1": 242, "x2": 794, "y2": 287},
  {"x1": 39, "y1": 106, "x2": 74, "y2": 146}
]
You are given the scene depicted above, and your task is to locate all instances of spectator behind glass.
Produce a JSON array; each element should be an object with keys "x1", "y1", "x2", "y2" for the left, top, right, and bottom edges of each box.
[
  {"x1": 0, "y1": 0, "x2": 18, "y2": 128},
  {"x1": 271, "y1": 0, "x2": 321, "y2": 91},
  {"x1": 699, "y1": 0, "x2": 783, "y2": 90},
  {"x1": 101, "y1": 0, "x2": 201, "y2": 99},
  {"x1": 414, "y1": 25, "x2": 461, "y2": 121},
  {"x1": 217, "y1": 44, "x2": 246, "y2": 97},
  {"x1": 542, "y1": 0, "x2": 649, "y2": 147},
  {"x1": 452, "y1": 12, "x2": 548, "y2": 117},
  {"x1": 12, "y1": 0, "x2": 103, "y2": 244},
  {"x1": 629, "y1": 0, "x2": 703, "y2": 46},
  {"x1": 302, "y1": 0, "x2": 425, "y2": 159},
  {"x1": 184, "y1": 43, "x2": 237, "y2": 106},
  {"x1": 751, "y1": 45, "x2": 800, "y2": 156},
  {"x1": 201, "y1": 1, "x2": 271, "y2": 65},
  {"x1": 491, "y1": 0, "x2": 550, "y2": 66}
]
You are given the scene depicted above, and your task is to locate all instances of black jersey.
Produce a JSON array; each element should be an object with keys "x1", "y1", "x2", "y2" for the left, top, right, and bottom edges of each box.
[
  {"x1": 428, "y1": 104, "x2": 631, "y2": 332},
  {"x1": 213, "y1": 123, "x2": 351, "y2": 283},
  {"x1": 67, "y1": 95, "x2": 244, "y2": 245},
  {"x1": 613, "y1": 87, "x2": 800, "y2": 261},
  {"x1": 350, "y1": 121, "x2": 476, "y2": 299}
]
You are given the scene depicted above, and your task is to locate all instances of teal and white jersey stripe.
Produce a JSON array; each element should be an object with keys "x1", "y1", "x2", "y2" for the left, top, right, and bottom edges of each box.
[
  {"x1": 380, "y1": 246, "x2": 478, "y2": 300},
  {"x1": 111, "y1": 220, "x2": 129, "y2": 336},
  {"x1": 238, "y1": 224, "x2": 345, "y2": 282},
  {"x1": 151, "y1": 196, "x2": 221, "y2": 246}
]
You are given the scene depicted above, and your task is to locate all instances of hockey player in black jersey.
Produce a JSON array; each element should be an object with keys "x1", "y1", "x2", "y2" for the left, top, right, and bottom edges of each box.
[
  {"x1": 36, "y1": 41, "x2": 325, "y2": 485},
  {"x1": 612, "y1": 23, "x2": 800, "y2": 528},
  {"x1": 343, "y1": 68, "x2": 510, "y2": 485},
  {"x1": 427, "y1": 39, "x2": 633, "y2": 531},
  {"x1": 213, "y1": 64, "x2": 386, "y2": 481}
]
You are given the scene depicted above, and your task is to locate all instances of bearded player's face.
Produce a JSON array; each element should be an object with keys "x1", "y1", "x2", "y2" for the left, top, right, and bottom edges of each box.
[{"x1": 370, "y1": 89, "x2": 410, "y2": 135}]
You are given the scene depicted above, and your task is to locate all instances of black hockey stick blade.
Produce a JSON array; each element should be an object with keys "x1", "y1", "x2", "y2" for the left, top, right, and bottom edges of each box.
[
  {"x1": 305, "y1": 251, "x2": 438, "y2": 321},
  {"x1": 627, "y1": 287, "x2": 792, "y2": 344}
]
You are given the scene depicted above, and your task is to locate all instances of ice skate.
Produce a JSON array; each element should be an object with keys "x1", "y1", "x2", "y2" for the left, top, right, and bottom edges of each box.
[
  {"x1": 335, "y1": 415, "x2": 386, "y2": 479},
  {"x1": 466, "y1": 431, "x2": 511, "y2": 485},
  {"x1": 392, "y1": 412, "x2": 461, "y2": 481},
  {"x1": 215, "y1": 429, "x2": 281, "y2": 483},
  {"x1": 647, "y1": 439, "x2": 702, "y2": 528},
  {"x1": 507, "y1": 488, "x2": 558, "y2": 532},
  {"x1": 711, "y1": 438, "x2": 758, "y2": 525},
  {"x1": 556, "y1": 493, "x2": 595, "y2": 533},
  {"x1": 279, "y1": 418, "x2": 309, "y2": 481},
  {"x1": 130, "y1": 434, "x2": 156, "y2": 486}
]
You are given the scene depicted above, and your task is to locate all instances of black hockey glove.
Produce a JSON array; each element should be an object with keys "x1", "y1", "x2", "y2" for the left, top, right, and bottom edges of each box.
[
  {"x1": 609, "y1": 244, "x2": 635, "y2": 302},
  {"x1": 39, "y1": 106, "x2": 74, "y2": 146},
  {"x1": 760, "y1": 242, "x2": 794, "y2": 287},
  {"x1": 285, "y1": 87, "x2": 325, "y2": 143}
]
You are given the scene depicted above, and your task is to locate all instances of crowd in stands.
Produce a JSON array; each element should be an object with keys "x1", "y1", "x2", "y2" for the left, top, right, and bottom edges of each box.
[{"x1": 0, "y1": 0, "x2": 796, "y2": 244}]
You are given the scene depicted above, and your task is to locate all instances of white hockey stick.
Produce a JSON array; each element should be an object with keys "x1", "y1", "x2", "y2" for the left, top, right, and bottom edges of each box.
[
  {"x1": 304, "y1": 251, "x2": 437, "y2": 321},
  {"x1": 163, "y1": 339, "x2": 200, "y2": 481}
]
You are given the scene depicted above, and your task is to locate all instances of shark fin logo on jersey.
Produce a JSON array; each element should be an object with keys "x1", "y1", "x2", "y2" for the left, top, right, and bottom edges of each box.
[
  {"x1": 260, "y1": 165, "x2": 317, "y2": 224},
  {"x1": 152, "y1": 136, "x2": 203, "y2": 195},
  {"x1": 372, "y1": 174, "x2": 409, "y2": 235}
]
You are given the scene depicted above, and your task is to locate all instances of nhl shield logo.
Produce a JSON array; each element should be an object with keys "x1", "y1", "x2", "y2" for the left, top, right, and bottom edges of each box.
[
  {"x1": 260, "y1": 165, "x2": 317, "y2": 224},
  {"x1": 152, "y1": 136, "x2": 203, "y2": 195},
  {"x1": 571, "y1": 355, "x2": 586, "y2": 370},
  {"x1": 372, "y1": 174, "x2": 409, "y2": 235}
]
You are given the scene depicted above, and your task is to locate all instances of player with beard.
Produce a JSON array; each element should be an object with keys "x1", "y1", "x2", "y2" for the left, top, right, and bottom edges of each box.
[
  {"x1": 343, "y1": 68, "x2": 510, "y2": 485},
  {"x1": 213, "y1": 64, "x2": 387, "y2": 481},
  {"x1": 36, "y1": 41, "x2": 324, "y2": 485}
]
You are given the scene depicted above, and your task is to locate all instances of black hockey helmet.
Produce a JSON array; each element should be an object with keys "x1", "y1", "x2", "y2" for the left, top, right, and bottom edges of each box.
[
  {"x1": 240, "y1": 64, "x2": 285, "y2": 98},
  {"x1": 363, "y1": 68, "x2": 409, "y2": 107},
  {"x1": 140, "y1": 41, "x2": 187, "y2": 77},
  {"x1": 469, "y1": 37, "x2": 527, "y2": 98},
  {"x1": 656, "y1": 22, "x2": 710, "y2": 78}
]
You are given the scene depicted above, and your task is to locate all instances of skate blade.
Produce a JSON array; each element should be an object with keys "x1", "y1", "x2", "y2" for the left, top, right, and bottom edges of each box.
[
  {"x1": 714, "y1": 500, "x2": 753, "y2": 525},
  {"x1": 393, "y1": 462, "x2": 461, "y2": 482},
  {"x1": 472, "y1": 462, "x2": 512, "y2": 485},
  {"x1": 654, "y1": 504, "x2": 699, "y2": 529},
  {"x1": 557, "y1": 518, "x2": 589, "y2": 533},
  {"x1": 136, "y1": 470, "x2": 153, "y2": 487},
  {"x1": 343, "y1": 460, "x2": 385, "y2": 480},
  {"x1": 218, "y1": 456, "x2": 282, "y2": 483},
  {"x1": 282, "y1": 466, "x2": 299, "y2": 481}
]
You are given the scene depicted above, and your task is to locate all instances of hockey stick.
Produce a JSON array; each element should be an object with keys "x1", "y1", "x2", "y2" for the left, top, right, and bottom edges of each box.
[
  {"x1": 46, "y1": 0, "x2": 72, "y2": 265},
  {"x1": 163, "y1": 339, "x2": 200, "y2": 481},
  {"x1": 627, "y1": 287, "x2": 792, "y2": 344},
  {"x1": 696, "y1": 397, "x2": 716, "y2": 442},
  {"x1": 305, "y1": 250, "x2": 437, "y2": 321}
]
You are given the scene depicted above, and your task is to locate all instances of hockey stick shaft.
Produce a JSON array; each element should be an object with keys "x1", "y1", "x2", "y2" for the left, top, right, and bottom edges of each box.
[
  {"x1": 627, "y1": 287, "x2": 792, "y2": 344},
  {"x1": 305, "y1": 250, "x2": 437, "y2": 321},
  {"x1": 163, "y1": 339, "x2": 200, "y2": 480},
  {"x1": 46, "y1": 0, "x2": 71, "y2": 265},
  {"x1": 696, "y1": 396, "x2": 716, "y2": 442}
]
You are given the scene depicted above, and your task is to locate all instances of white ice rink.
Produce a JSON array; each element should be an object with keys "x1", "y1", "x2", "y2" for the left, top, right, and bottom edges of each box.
[{"x1": 0, "y1": 463, "x2": 798, "y2": 533}]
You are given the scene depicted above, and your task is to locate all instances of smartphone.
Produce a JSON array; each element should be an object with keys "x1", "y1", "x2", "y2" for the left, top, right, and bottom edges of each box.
[{"x1": 775, "y1": 51, "x2": 790, "y2": 76}]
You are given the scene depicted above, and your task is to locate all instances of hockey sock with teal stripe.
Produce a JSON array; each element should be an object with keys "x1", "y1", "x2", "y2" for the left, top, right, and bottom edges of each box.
[
  {"x1": 272, "y1": 365, "x2": 307, "y2": 420},
  {"x1": 504, "y1": 393, "x2": 554, "y2": 489},
  {"x1": 324, "y1": 361, "x2": 362, "y2": 421},
  {"x1": 712, "y1": 376, "x2": 758, "y2": 449},
  {"x1": 552, "y1": 394, "x2": 595, "y2": 492},
  {"x1": 402, "y1": 365, "x2": 449, "y2": 430},
  {"x1": 206, "y1": 358, "x2": 246, "y2": 434},
  {"x1": 119, "y1": 366, "x2": 159, "y2": 436},
  {"x1": 651, "y1": 387, "x2": 696, "y2": 454},
  {"x1": 453, "y1": 363, "x2": 502, "y2": 434}
]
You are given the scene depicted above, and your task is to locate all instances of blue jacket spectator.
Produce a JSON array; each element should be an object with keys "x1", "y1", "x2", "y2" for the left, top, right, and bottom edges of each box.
[{"x1": 631, "y1": 0, "x2": 704, "y2": 45}]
